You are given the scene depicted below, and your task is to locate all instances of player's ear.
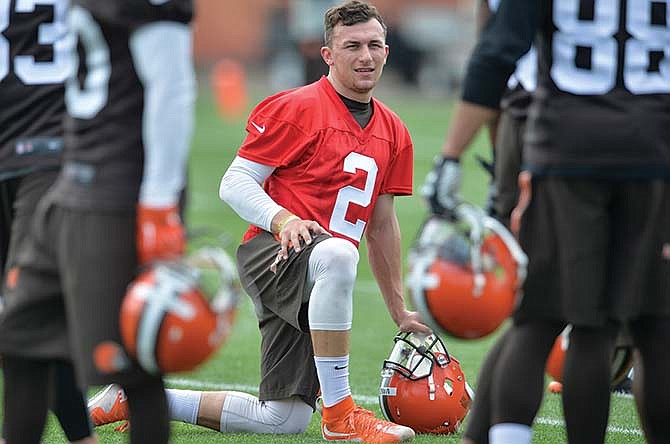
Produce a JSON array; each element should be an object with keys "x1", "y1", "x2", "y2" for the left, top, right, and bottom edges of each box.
[{"x1": 321, "y1": 46, "x2": 334, "y2": 66}]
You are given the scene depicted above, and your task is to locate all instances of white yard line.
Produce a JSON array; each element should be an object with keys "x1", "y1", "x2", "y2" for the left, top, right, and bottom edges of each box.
[
  {"x1": 535, "y1": 417, "x2": 643, "y2": 436},
  {"x1": 165, "y1": 378, "x2": 642, "y2": 436}
]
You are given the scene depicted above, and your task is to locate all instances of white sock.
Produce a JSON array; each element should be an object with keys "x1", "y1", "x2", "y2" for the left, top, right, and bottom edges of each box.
[
  {"x1": 489, "y1": 423, "x2": 532, "y2": 444},
  {"x1": 314, "y1": 355, "x2": 351, "y2": 407},
  {"x1": 166, "y1": 389, "x2": 202, "y2": 424}
]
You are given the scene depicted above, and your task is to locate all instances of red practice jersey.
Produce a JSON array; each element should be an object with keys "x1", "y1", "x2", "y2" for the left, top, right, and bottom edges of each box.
[{"x1": 238, "y1": 77, "x2": 413, "y2": 247}]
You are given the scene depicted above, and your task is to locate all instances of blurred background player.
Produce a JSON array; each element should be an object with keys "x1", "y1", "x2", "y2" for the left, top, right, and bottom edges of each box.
[
  {"x1": 0, "y1": 1, "x2": 195, "y2": 443},
  {"x1": 0, "y1": 0, "x2": 95, "y2": 442},
  {"x1": 457, "y1": 2, "x2": 637, "y2": 444},
  {"x1": 288, "y1": 0, "x2": 337, "y2": 85},
  {"x1": 422, "y1": 0, "x2": 669, "y2": 443}
]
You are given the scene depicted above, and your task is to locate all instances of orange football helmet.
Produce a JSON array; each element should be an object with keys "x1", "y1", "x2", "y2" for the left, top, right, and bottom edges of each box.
[
  {"x1": 407, "y1": 204, "x2": 528, "y2": 339},
  {"x1": 546, "y1": 325, "x2": 634, "y2": 386},
  {"x1": 379, "y1": 332, "x2": 473, "y2": 434},
  {"x1": 120, "y1": 246, "x2": 241, "y2": 374}
]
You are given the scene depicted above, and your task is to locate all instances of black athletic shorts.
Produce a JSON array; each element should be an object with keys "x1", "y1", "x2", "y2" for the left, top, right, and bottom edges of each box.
[
  {"x1": 515, "y1": 176, "x2": 670, "y2": 327},
  {"x1": 236, "y1": 231, "x2": 330, "y2": 409}
]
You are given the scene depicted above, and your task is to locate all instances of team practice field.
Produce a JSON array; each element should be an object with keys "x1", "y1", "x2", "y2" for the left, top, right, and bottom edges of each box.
[{"x1": 0, "y1": 83, "x2": 645, "y2": 444}]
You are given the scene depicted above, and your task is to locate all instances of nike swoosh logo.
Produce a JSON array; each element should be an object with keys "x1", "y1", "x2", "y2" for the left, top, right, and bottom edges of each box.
[
  {"x1": 334, "y1": 365, "x2": 348, "y2": 370},
  {"x1": 323, "y1": 424, "x2": 355, "y2": 439},
  {"x1": 251, "y1": 121, "x2": 265, "y2": 133}
]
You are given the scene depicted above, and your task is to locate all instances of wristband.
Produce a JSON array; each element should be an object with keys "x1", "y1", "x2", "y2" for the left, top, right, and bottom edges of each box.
[
  {"x1": 439, "y1": 155, "x2": 460, "y2": 164},
  {"x1": 276, "y1": 214, "x2": 299, "y2": 234}
]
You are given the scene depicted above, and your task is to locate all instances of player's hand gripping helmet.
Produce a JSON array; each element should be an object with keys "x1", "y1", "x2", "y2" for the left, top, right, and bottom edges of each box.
[
  {"x1": 379, "y1": 332, "x2": 474, "y2": 434},
  {"x1": 546, "y1": 325, "x2": 634, "y2": 386},
  {"x1": 407, "y1": 203, "x2": 528, "y2": 339},
  {"x1": 120, "y1": 246, "x2": 241, "y2": 374}
]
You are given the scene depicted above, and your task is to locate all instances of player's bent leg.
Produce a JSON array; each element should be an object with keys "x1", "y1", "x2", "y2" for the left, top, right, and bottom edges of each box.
[
  {"x1": 305, "y1": 239, "x2": 413, "y2": 443},
  {"x1": 306, "y1": 237, "x2": 359, "y2": 333},
  {"x1": 50, "y1": 360, "x2": 96, "y2": 443},
  {"x1": 307, "y1": 238, "x2": 357, "y2": 414},
  {"x1": 2, "y1": 355, "x2": 51, "y2": 444}
]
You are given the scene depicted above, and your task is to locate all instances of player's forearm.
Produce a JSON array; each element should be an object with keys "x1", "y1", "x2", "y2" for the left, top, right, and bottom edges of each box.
[
  {"x1": 219, "y1": 156, "x2": 283, "y2": 232},
  {"x1": 441, "y1": 100, "x2": 498, "y2": 159},
  {"x1": 366, "y1": 215, "x2": 406, "y2": 325},
  {"x1": 476, "y1": 0, "x2": 494, "y2": 35}
]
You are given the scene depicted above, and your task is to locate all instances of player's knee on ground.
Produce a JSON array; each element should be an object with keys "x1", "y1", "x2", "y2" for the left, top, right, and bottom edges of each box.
[
  {"x1": 219, "y1": 392, "x2": 312, "y2": 434},
  {"x1": 307, "y1": 237, "x2": 359, "y2": 331}
]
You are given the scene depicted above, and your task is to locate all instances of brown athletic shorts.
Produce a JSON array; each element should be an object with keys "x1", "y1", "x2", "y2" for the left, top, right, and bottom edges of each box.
[
  {"x1": 515, "y1": 176, "x2": 670, "y2": 327},
  {"x1": 0, "y1": 191, "x2": 155, "y2": 387},
  {"x1": 0, "y1": 171, "x2": 59, "y2": 274},
  {"x1": 236, "y1": 231, "x2": 330, "y2": 409}
]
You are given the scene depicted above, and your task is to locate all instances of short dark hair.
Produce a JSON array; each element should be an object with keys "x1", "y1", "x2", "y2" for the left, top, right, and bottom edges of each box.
[{"x1": 323, "y1": 1, "x2": 387, "y2": 47}]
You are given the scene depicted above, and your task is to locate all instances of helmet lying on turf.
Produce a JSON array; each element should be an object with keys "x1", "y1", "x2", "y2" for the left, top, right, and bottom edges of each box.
[{"x1": 379, "y1": 332, "x2": 473, "y2": 434}]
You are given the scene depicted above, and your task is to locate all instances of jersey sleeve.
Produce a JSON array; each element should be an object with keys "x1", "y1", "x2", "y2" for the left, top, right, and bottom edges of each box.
[
  {"x1": 130, "y1": 21, "x2": 195, "y2": 207},
  {"x1": 237, "y1": 97, "x2": 313, "y2": 168},
  {"x1": 462, "y1": 0, "x2": 543, "y2": 108},
  {"x1": 379, "y1": 125, "x2": 413, "y2": 196}
]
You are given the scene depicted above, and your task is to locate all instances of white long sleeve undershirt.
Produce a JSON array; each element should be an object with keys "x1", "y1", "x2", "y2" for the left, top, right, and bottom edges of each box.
[
  {"x1": 130, "y1": 21, "x2": 196, "y2": 207},
  {"x1": 219, "y1": 156, "x2": 284, "y2": 232}
]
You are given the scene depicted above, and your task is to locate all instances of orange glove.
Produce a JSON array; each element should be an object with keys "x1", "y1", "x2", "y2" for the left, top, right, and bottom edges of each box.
[{"x1": 137, "y1": 204, "x2": 185, "y2": 265}]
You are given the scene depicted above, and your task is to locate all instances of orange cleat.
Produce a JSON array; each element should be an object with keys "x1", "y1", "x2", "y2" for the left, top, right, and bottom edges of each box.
[
  {"x1": 88, "y1": 384, "x2": 129, "y2": 426},
  {"x1": 321, "y1": 396, "x2": 414, "y2": 443},
  {"x1": 548, "y1": 381, "x2": 563, "y2": 394}
]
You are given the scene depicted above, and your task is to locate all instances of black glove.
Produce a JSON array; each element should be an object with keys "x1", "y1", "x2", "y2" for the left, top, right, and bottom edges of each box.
[{"x1": 421, "y1": 155, "x2": 462, "y2": 217}]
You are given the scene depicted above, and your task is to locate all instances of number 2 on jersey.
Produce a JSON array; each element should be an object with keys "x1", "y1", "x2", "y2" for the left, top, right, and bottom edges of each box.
[{"x1": 330, "y1": 152, "x2": 379, "y2": 242}]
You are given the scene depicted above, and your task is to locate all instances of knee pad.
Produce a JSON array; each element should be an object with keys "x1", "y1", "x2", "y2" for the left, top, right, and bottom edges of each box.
[
  {"x1": 220, "y1": 393, "x2": 313, "y2": 434},
  {"x1": 306, "y1": 237, "x2": 359, "y2": 331}
]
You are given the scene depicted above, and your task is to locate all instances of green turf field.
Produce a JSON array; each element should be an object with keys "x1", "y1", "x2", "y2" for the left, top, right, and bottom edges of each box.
[{"x1": 0, "y1": 80, "x2": 644, "y2": 443}]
